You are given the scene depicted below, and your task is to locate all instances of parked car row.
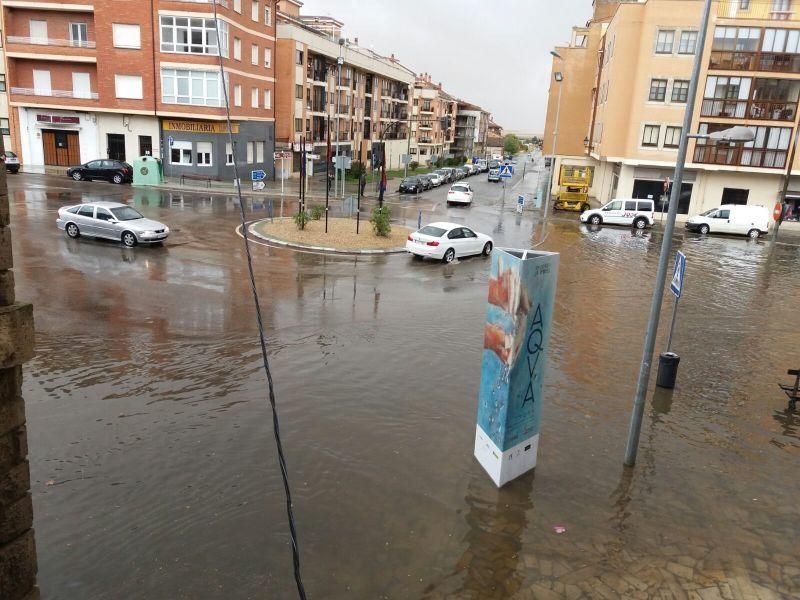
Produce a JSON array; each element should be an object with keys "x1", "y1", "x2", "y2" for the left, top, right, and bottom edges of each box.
[{"x1": 398, "y1": 162, "x2": 489, "y2": 194}]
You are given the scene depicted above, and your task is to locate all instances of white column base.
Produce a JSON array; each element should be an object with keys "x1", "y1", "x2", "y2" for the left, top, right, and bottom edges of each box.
[{"x1": 474, "y1": 426, "x2": 539, "y2": 488}]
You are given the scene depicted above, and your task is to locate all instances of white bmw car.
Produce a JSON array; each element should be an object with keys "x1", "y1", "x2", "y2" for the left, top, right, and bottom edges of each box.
[
  {"x1": 447, "y1": 183, "x2": 474, "y2": 206},
  {"x1": 405, "y1": 222, "x2": 493, "y2": 263}
]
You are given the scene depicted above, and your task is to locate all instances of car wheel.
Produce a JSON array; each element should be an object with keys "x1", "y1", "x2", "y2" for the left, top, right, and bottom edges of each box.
[
  {"x1": 482, "y1": 242, "x2": 493, "y2": 256},
  {"x1": 72, "y1": 171, "x2": 83, "y2": 181},
  {"x1": 442, "y1": 248, "x2": 455, "y2": 264},
  {"x1": 582, "y1": 203, "x2": 590, "y2": 212},
  {"x1": 113, "y1": 173, "x2": 124, "y2": 184},
  {"x1": 633, "y1": 217, "x2": 647, "y2": 230},
  {"x1": 589, "y1": 214, "x2": 602, "y2": 225},
  {"x1": 121, "y1": 231, "x2": 138, "y2": 247},
  {"x1": 747, "y1": 228, "x2": 761, "y2": 239},
  {"x1": 699, "y1": 224, "x2": 710, "y2": 235},
  {"x1": 65, "y1": 223, "x2": 80, "y2": 239}
]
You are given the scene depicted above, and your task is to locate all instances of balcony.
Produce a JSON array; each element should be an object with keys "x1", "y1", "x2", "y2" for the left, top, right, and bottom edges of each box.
[
  {"x1": 11, "y1": 87, "x2": 98, "y2": 100},
  {"x1": 7, "y1": 36, "x2": 96, "y2": 49},
  {"x1": 717, "y1": 1, "x2": 798, "y2": 21},
  {"x1": 709, "y1": 50, "x2": 800, "y2": 73},
  {"x1": 693, "y1": 143, "x2": 788, "y2": 169},
  {"x1": 176, "y1": 0, "x2": 229, "y2": 7}
]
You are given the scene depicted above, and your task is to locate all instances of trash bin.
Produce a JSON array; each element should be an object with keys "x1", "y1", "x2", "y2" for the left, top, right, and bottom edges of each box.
[
  {"x1": 132, "y1": 155, "x2": 164, "y2": 186},
  {"x1": 656, "y1": 352, "x2": 680, "y2": 389}
]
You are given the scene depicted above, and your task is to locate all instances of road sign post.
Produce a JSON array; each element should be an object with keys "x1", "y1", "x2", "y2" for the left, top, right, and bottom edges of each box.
[
  {"x1": 516, "y1": 195, "x2": 524, "y2": 214},
  {"x1": 657, "y1": 251, "x2": 686, "y2": 389}
]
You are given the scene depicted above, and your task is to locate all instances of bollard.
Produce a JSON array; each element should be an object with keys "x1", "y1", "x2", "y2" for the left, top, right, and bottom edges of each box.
[
  {"x1": 418, "y1": 209, "x2": 422, "y2": 230},
  {"x1": 656, "y1": 352, "x2": 680, "y2": 389},
  {"x1": 474, "y1": 248, "x2": 559, "y2": 487}
]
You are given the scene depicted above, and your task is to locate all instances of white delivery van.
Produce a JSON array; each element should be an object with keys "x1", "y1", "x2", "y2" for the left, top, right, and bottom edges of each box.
[
  {"x1": 580, "y1": 198, "x2": 655, "y2": 229},
  {"x1": 685, "y1": 204, "x2": 770, "y2": 239}
]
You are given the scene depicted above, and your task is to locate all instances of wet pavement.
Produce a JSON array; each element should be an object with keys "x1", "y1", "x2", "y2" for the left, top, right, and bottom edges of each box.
[{"x1": 9, "y1": 162, "x2": 800, "y2": 599}]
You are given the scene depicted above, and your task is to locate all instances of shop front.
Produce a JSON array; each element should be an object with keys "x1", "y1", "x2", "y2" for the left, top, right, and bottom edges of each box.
[
  {"x1": 159, "y1": 118, "x2": 274, "y2": 181},
  {"x1": 17, "y1": 107, "x2": 99, "y2": 171},
  {"x1": 631, "y1": 167, "x2": 696, "y2": 215}
]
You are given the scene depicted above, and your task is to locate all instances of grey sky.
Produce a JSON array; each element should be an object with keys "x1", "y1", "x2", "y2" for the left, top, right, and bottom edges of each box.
[{"x1": 297, "y1": 0, "x2": 592, "y2": 134}]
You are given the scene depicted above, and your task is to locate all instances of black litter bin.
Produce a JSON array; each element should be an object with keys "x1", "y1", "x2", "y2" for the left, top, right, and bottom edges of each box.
[{"x1": 656, "y1": 352, "x2": 680, "y2": 389}]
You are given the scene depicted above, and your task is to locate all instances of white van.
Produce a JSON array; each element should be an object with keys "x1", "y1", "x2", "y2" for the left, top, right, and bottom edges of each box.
[
  {"x1": 685, "y1": 204, "x2": 770, "y2": 239},
  {"x1": 580, "y1": 199, "x2": 655, "y2": 229}
]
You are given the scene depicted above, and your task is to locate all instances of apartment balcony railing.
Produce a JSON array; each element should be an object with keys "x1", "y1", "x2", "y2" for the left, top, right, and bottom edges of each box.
[
  {"x1": 420, "y1": 106, "x2": 434, "y2": 113},
  {"x1": 178, "y1": 0, "x2": 229, "y2": 6},
  {"x1": 709, "y1": 50, "x2": 800, "y2": 73},
  {"x1": 701, "y1": 97, "x2": 797, "y2": 121},
  {"x1": 419, "y1": 138, "x2": 433, "y2": 144},
  {"x1": 7, "y1": 36, "x2": 96, "y2": 49},
  {"x1": 717, "y1": 1, "x2": 797, "y2": 21},
  {"x1": 11, "y1": 87, "x2": 98, "y2": 100},
  {"x1": 311, "y1": 100, "x2": 326, "y2": 112},
  {"x1": 693, "y1": 143, "x2": 788, "y2": 169}
]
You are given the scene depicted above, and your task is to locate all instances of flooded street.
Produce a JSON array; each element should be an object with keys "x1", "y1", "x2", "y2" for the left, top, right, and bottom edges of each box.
[{"x1": 11, "y1": 171, "x2": 800, "y2": 599}]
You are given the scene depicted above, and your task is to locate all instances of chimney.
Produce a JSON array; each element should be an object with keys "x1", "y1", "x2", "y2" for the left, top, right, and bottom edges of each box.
[{"x1": 354, "y1": 37, "x2": 359, "y2": 45}]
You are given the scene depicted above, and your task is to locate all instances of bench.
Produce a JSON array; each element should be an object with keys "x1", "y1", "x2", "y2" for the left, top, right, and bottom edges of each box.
[
  {"x1": 778, "y1": 369, "x2": 800, "y2": 410},
  {"x1": 180, "y1": 173, "x2": 211, "y2": 188}
]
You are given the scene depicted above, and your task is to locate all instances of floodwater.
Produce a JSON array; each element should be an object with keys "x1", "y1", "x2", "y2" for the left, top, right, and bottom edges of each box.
[{"x1": 11, "y1": 172, "x2": 800, "y2": 599}]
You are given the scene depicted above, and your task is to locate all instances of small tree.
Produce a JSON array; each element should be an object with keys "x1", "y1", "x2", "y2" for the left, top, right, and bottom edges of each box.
[
  {"x1": 409, "y1": 161, "x2": 419, "y2": 172},
  {"x1": 370, "y1": 205, "x2": 392, "y2": 237},
  {"x1": 294, "y1": 209, "x2": 310, "y2": 230},
  {"x1": 503, "y1": 134, "x2": 523, "y2": 155},
  {"x1": 309, "y1": 205, "x2": 325, "y2": 220},
  {"x1": 350, "y1": 161, "x2": 366, "y2": 180}
]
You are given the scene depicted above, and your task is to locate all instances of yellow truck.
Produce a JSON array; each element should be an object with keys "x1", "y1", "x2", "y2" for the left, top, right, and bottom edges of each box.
[{"x1": 554, "y1": 166, "x2": 592, "y2": 212}]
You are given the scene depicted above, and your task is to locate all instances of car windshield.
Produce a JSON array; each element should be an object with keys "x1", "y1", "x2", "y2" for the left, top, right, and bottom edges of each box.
[
  {"x1": 110, "y1": 206, "x2": 144, "y2": 221},
  {"x1": 700, "y1": 208, "x2": 717, "y2": 216},
  {"x1": 5, "y1": 152, "x2": 17, "y2": 158},
  {"x1": 418, "y1": 226, "x2": 446, "y2": 237},
  {"x1": 402, "y1": 178, "x2": 418, "y2": 184},
  {"x1": 451, "y1": 185, "x2": 468, "y2": 192}
]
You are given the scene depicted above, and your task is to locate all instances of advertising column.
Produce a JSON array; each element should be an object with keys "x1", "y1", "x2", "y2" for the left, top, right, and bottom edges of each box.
[{"x1": 474, "y1": 249, "x2": 559, "y2": 487}]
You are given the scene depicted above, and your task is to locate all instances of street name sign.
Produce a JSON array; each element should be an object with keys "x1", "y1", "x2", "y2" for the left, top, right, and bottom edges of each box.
[
  {"x1": 252, "y1": 181, "x2": 266, "y2": 191},
  {"x1": 670, "y1": 251, "x2": 686, "y2": 298},
  {"x1": 274, "y1": 151, "x2": 292, "y2": 160},
  {"x1": 251, "y1": 170, "x2": 266, "y2": 181}
]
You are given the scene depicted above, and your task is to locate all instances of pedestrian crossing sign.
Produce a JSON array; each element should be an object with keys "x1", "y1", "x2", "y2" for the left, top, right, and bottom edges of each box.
[
  {"x1": 670, "y1": 251, "x2": 686, "y2": 298},
  {"x1": 500, "y1": 165, "x2": 513, "y2": 179}
]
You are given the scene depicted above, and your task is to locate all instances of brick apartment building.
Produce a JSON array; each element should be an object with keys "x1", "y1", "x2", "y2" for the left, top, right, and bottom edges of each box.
[
  {"x1": 409, "y1": 72, "x2": 457, "y2": 167},
  {"x1": 274, "y1": 0, "x2": 414, "y2": 176},
  {"x1": 1, "y1": 0, "x2": 277, "y2": 180}
]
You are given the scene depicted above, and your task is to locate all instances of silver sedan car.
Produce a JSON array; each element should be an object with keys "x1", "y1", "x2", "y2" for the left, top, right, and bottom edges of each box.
[{"x1": 56, "y1": 201, "x2": 169, "y2": 247}]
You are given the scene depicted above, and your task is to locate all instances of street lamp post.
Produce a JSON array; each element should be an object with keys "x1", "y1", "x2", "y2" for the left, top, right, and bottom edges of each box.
[
  {"x1": 334, "y1": 39, "x2": 344, "y2": 199},
  {"x1": 544, "y1": 50, "x2": 564, "y2": 223}
]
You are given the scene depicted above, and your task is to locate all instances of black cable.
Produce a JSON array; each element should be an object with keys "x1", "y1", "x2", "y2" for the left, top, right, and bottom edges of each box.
[{"x1": 211, "y1": 3, "x2": 307, "y2": 598}]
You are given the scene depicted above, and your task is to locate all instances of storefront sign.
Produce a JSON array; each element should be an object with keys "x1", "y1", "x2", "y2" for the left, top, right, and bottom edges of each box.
[
  {"x1": 162, "y1": 120, "x2": 239, "y2": 134},
  {"x1": 37, "y1": 114, "x2": 79, "y2": 124}
]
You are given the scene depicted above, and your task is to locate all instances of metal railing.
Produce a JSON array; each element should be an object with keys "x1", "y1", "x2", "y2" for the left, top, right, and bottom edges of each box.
[
  {"x1": 176, "y1": 0, "x2": 229, "y2": 7},
  {"x1": 717, "y1": 1, "x2": 797, "y2": 21},
  {"x1": 710, "y1": 50, "x2": 800, "y2": 73},
  {"x1": 11, "y1": 87, "x2": 98, "y2": 100},
  {"x1": 693, "y1": 143, "x2": 788, "y2": 168},
  {"x1": 701, "y1": 97, "x2": 797, "y2": 120},
  {"x1": 7, "y1": 36, "x2": 96, "y2": 48}
]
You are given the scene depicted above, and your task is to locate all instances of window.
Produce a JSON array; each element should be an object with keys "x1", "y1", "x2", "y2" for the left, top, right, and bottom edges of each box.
[
  {"x1": 771, "y1": 0, "x2": 792, "y2": 20},
  {"x1": 78, "y1": 205, "x2": 95, "y2": 218},
  {"x1": 251, "y1": 0, "x2": 259, "y2": 21},
  {"x1": 139, "y1": 135, "x2": 152, "y2": 156},
  {"x1": 656, "y1": 30, "x2": 674, "y2": 53},
  {"x1": 234, "y1": 84, "x2": 242, "y2": 106},
  {"x1": 233, "y1": 37, "x2": 241, "y2": 60},
  {"x1": 196, "y1": 142, "x2": 212, "y2": 166},
  {"x1": 296, "y1": 50, "x2": 303, "y2": 65},
  {"x1": 256, "y1": 142, "x2": 264, "y2": 163},
  {"x1": 246, "y1": 141, "x2": 254, "y2": 163},
  {"x1": 29, "y1": 20, "x2": 47, "y2": 45},
  {"x1": 740, "y1": 0, "x2": 750, "y2": 8},
  {"x1": 295, "y1": 84, "x2": 303, "y2": 99},
  {"x1": 722, "y1": 188, "x2": 749, "y2": 204},
  {"x1": 642, "y1": 124, "x2": 660, "y2": 146},
  {"x1": 171, "y1": 141, "x2": 193, "y2": 165},
  {"x1": 264, "y1": 5, "x2": 272, "y2": 26},
  {"x1": 0, "y1": 119, "x2": 9, "y2": 135},
  {"x1": 649, "y1": 79, "x2": 668, "y2": 101},
  {"x1": 161, "y1": 68, "x2": 224, "y2": 107},
  {"x1": 294, "y1": 118, "x2": 302, "y2": 131},
  {"x1": 664, "y1": 126, "x2": 682, "y2": 148},
  {"x1": 672, "y1": 80, "x2": 690, "y2": 103},
  {"x1": 70, "y1": 22, "x2": 88, "y2": 47},
  {"x1": 264, "y1": 48, "x2": 272, "y2": 68},
  {"x1": 762, "y1": 28, "x2": 800, "y2": 53},
  {"x1": 115, "y1": 75, "x2": 143, "y2": 99},
  {"x1": 113, "y1": 24, "x2": 141, "y2": 49},
  {"x1": 716, "y1": 209, "x2": 731, "y2": 219},
  {"x1": 251, "y1": 44, "x2": 258, "y2": 65},
  {"x1": 605, "y1": 200, "x2": 623, "y2": 211},
  {"x1": 226, "y1": 142, "x2": 234, "y2": 165},
  {"x1": 678, "y1": 31, "x2": 698, "y2": 54},
  {"x1": 72, "y1": 72, "x2": 92, "y2": 99},
  {"x1": 712, "y1": 26, "x2": 760, "y2": 52},
  {"x1": 702, "y1": 76, "x2": 751, "y2": 117},
  {"x1": 624, "y1": 201, "x2": 638, "y2": 211},
  {"x1": 32, "y1": 70, "x2": 51, "y2": 95},
  {"x1": 234, "y1": 0, "x2": 241, "y2": 12},
  {"x1": 160, "y1": 16, "x2": 228, "y2": 57},
  {"x1": 251, "y1": 87, "x2": 259, "y2": 108},
  {"x1": 263, "y1": 89, "x2": 271, "y2": 109},
  {"x1": 0, "y1": 74, "x2": 5, "y2": 92}
]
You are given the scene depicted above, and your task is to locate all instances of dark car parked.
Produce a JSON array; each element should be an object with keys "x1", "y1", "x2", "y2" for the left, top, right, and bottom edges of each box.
[
  {"x1": 399, "y1": 176, "x2": 423, "y2": 194},
  {"x1": 67, "y1": 159, "x2": 133, "y2": 184},
  {"x1": 418, "y1": 174, "x2": 434, "y2": 190},
  {"x1": 1, "y1": 151, "x2": 20, "y2": 174}
]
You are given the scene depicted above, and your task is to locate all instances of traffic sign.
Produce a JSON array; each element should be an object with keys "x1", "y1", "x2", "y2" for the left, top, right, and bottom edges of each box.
[
  {"x1": 251, "y1": 169, "x2": 266, "y2": 181},
  {"x1": 516, "y1": 195, "x2": 524, "y2": 213},
  {"x1": 670, "y1": 251, "x2": 686, "y2": 298},
  {"x1": 274, "y1": 151, "x2": 292, "y2": 160},
  {"x1": 293, "y1": 143, "x2": 314, "y2": 152},
  {"x1": 499, "y1": 164, "x2": 513, "y2": 179},
  {"x1": 168, "y1": 135, "x2": 174, "y2": 147},
  {"x1": 774, "y1": 202, "x2": 783, "y2": 221},
  {"x1": 252, "y1": 181, "x2": 266, "y2": 191},
  {"x1": 307, "y1": 153, "x2": 320, "y2": 160}
]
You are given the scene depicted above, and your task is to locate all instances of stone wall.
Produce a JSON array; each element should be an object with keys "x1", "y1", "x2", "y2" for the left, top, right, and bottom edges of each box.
[{"x1": 0, "y1": 141, "x2": 38, "y2": 599}]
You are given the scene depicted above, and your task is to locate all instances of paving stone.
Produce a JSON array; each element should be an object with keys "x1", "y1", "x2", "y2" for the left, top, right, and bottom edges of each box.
[{"x1": 666, "y1": 561, "x2": 695, "y2": 581}]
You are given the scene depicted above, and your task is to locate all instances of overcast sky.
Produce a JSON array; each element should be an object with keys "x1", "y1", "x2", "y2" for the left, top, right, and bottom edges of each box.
[{"x1": 298, "y1": 0, "x2": 592, "y2": 134}]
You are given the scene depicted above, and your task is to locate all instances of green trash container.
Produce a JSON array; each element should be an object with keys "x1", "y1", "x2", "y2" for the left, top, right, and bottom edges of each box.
[{"x1": 132, "y1": 155, "x2": 164, "y2": 185}]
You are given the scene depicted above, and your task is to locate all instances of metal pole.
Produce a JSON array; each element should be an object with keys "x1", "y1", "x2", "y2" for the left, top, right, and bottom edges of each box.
[
  {"x1": 280, "y1": 156, "x2": 285, "y2": 197},
  {"x1": 335, "y1": 50, "x2": 342, "y2": 199},
  {"x1": 624, "y1": 0, "x2": 712, "y2": 467},
  {"x1": 665, "y1": 297, "x2": 679, "y2": 353},
  {"x1": 544, "y1": 79, "x2": 563, "y2": 221},
  {"x1": 357, "y1": 160, "x2": 362, "y2": 234},
  {"x1": 771, "y1": 125, "x2": 800, "y2": 248},
  {"x1": 325, "y1": 115, "x2": 330, "y2": 234},
  {"x1": 404, "y1": 107, "x2": 412, "y2": 179}
]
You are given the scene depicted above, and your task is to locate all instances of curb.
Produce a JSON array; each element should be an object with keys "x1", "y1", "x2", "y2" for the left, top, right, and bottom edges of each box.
[{"x1": 246, "y1": 219, "x2": 407, "y2": 255}]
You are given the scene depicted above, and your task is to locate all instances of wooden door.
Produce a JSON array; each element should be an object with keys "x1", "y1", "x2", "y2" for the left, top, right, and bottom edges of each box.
[{"x1": 42, "y1": 130, "x2": 80, "y2": 166}]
